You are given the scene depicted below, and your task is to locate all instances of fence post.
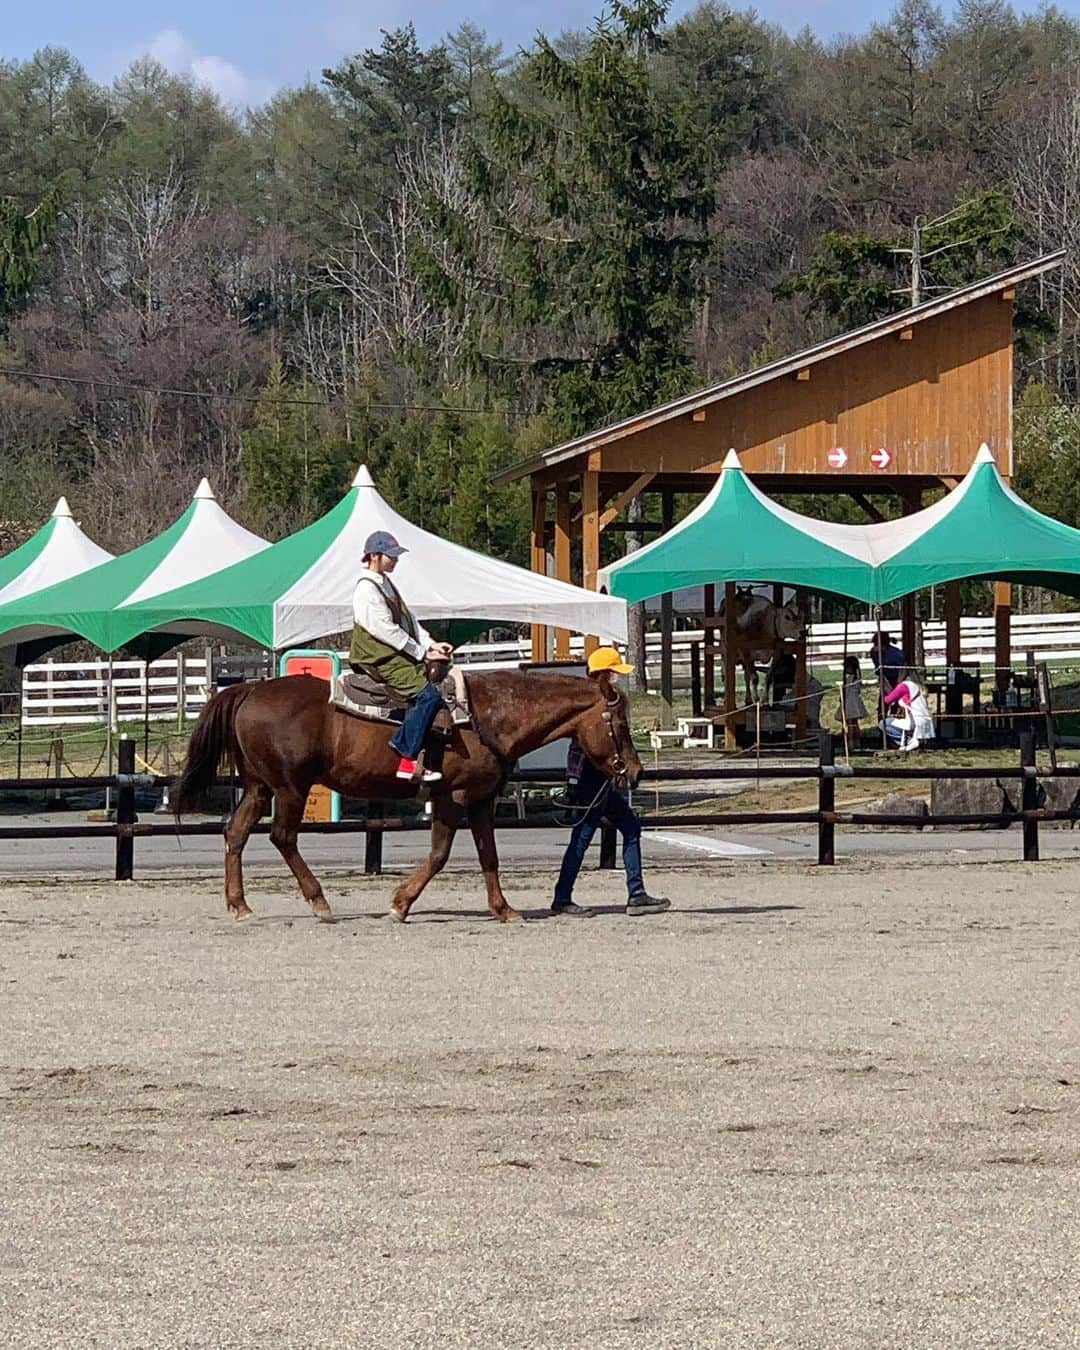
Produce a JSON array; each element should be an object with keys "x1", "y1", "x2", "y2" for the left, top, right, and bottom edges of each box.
[
  {"x1": 115, "y1": 735, "x2": 136, "y2": 882},
  {"x1": 817, "y1": 730, "x2": 835, "y2": 866},
  {"x1": 599, "y1": 821, "x2": 617, "y2": 869},
  {"x1": 690, "y1": 641, "x2": 702, "y2": 718},
  {"x1": 1020, "y1": 732, "x2": 1039, "y2": 863},
  {"x1": 365, "y1": 802, "x2": 384, "y2": 874}
]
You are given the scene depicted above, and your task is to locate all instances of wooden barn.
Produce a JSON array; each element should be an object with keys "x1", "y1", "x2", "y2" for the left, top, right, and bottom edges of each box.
[{"x1": 493, "y1": 251, "x2": 1065, "y2": 727}]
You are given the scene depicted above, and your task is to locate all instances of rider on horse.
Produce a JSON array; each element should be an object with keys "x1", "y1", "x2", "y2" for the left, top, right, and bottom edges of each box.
[{"x1": 350, "y1": 530, "x2": 452, "y2": 785}]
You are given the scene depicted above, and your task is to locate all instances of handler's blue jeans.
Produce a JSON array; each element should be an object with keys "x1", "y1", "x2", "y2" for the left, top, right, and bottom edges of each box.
[
  {"x1": 554, "y1": 765, "x2": 644, "y2": 903},
  {"x1": 389, "y1": 682, "x2": 444, "y2": 760}
]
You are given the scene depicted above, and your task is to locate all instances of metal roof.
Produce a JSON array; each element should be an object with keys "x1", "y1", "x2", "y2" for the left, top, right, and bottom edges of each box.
[{"x1": 490, "y1": 249, "x2": 1066, "y2": 487}]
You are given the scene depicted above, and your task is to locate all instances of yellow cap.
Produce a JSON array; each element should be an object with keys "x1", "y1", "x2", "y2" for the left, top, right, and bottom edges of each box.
[{"x1": 587, "y1": 647, "x2": 634, "y2": 675}]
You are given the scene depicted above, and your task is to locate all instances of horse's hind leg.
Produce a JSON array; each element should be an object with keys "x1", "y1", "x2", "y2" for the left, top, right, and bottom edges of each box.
[
  {"x1": 468, "y1": 798, "x2": 520, "y2": 923},
  {"x1": 390, "y1": 795, "x2": 462, "y2": 923},
  {"x1": 224, "y1": 783, "x2": 271, "y2": 919},
  {"x1": 269, "y1": 787, "x2": 336, "y2": 923}
]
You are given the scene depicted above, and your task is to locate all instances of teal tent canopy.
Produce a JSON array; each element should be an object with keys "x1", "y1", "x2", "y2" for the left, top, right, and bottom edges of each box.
[{"x1": 600, "y1": 446, "x2": 1080, "y2": 606}]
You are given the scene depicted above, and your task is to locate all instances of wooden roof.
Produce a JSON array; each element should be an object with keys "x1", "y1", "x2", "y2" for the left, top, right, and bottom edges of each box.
[{"x1": 491, "y1": 250, "x2": 1066, "y2": 487}]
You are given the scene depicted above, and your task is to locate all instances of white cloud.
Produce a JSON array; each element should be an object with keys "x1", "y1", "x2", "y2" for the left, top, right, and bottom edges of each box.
[{"x1": 142, "y1": 27, "x2": 269, "y2": 107}]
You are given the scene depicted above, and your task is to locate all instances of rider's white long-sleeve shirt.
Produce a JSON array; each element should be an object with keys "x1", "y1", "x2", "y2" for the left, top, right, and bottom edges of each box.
[{"x1": 352, "y1": 566, "x2": 432, "y2": 662}]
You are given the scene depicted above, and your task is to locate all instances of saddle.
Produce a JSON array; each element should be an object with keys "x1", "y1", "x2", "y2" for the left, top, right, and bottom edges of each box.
[{"x1": 329, "y1": 662, "x2": 473, "y2": 731}]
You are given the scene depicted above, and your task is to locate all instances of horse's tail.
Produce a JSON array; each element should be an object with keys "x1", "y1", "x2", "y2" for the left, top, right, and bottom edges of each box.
[{"x1": 174, "y1": 683, "x2": 252, "y2": 817}]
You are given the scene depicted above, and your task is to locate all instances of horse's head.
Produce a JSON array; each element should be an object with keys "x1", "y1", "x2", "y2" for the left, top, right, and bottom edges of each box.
[
  {"x1": 574, "y1": 673, "x2": 642, "y2": 790},
  {"x1": 775, "y1": 601, "x2": 805, "y2": 642}
]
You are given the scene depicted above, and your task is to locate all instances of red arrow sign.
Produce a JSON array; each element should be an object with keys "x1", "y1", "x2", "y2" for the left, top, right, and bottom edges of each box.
[
  {"x1": 870, "y1": 446, "x2": 892, "y2": 469},
  {"x1": 827, "y1": 446, "x2": 848, "y2": 469}
]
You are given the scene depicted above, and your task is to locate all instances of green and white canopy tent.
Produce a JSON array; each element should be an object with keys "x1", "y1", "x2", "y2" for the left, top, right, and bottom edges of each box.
[
  {"x1": 122, "y1": 465, "x2": 628, "y2": 649},
  {"x1": 0, "y1": 479, "x2": 269, "y2": 662},
  {"x1": 600, "y1": 445, "x2": 1080, "y2": 606},
  {"x1": 0, "y1": 497, "x2": 113, "y2": 607}
]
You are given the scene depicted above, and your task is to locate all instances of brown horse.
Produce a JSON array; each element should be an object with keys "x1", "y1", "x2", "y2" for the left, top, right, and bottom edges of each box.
[{"x1": 175, "y1": 668, "x2": 642, "y2": 924}]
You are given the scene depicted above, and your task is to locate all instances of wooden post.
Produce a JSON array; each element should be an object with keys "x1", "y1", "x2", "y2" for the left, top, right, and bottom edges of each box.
[
  {"x1": 554, "y1": 482, "x2": 572, "y2": 659},
  {"x1": 690, "y1": 642, "x2": 702, "y2": 718},
  {"x1": 530, "y1": 485, "x2": 549, "y2": 663},
  {"x1": 1038, "y1": 662, "x2": 1057, "y2": 771},
  {"x1": 115, "y1": 736, "x2": 136, "y2": 882},
  {"x1": 994, "y1": 581, "x2": 1012, "y2": 696},
  {"x1": 660, "y1": 489, "x2": 674, "y2": 730},
  {"x1": 365, "y1": 803, "x2": 384, "y2": 874},
  {"x1": 1020, "y1": 732, "x2": 1039, "y2": 862},
  {"x1": 723, "y1": 581, "x2": 738, "y2": 750},
  {"x1": 582, "y1": 468, "x2": 600, "y2": 658},
  {"x1": 817, "y1": 730, "x2": 835, "y2": 866},
  {"x1": 901, "y1": 593, "x2": 917, "y2": 673},
  {"x1": 703, "y1": 583, "x2": 716, "y2": 709}
]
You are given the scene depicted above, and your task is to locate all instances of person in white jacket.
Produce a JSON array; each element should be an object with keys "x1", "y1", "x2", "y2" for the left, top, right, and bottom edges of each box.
[{"x1": 349, "y1": 530, "x2": 452, "y2": 783}]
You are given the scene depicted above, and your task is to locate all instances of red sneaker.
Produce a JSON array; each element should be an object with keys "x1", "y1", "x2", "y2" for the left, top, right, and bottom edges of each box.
[{"x1": 395, "y1": 757, "x2": 442, "y2": 784}]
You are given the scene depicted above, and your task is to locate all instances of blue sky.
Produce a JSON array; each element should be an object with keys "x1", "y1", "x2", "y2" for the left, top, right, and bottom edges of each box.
[{"x1": 4, "y1": 1, "x2": 1071, "y2": 107}]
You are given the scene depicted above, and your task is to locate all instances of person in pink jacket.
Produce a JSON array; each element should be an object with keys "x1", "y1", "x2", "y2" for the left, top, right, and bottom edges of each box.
[{"x1": 881, "y1": 674, "x2": 935, "y2": 750}]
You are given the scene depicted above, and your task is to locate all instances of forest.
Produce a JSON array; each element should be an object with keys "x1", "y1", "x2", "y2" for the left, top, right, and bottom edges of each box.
[{"x1": 3, "y1": 0, "x2": 1080, "y2": 573}]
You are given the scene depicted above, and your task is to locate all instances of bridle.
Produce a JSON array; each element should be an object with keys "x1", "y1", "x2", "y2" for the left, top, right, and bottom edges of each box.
[{"x1": 601, "y1": 688, "x2": 630, "y2": 786}]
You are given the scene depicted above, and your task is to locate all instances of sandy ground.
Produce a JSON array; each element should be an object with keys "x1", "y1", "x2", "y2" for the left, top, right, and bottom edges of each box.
[{"x1": 3, "y1": 854, "x2": 1080, "y2": 1349}]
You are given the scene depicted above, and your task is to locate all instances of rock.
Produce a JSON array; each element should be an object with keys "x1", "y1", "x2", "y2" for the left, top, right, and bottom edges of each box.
[
  {"x1": 930, "y1": 777, "x2": 1014, "y2": 828},
  {"x1": 856, "y1": 793, "x2": 929, "y2": 830}
]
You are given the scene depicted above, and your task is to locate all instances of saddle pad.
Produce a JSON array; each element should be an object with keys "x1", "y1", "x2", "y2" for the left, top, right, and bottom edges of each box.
[
  {"x1": 329, "y1": 672, "x2": 405, "y2": 723},
  {"x1": 328, "y1": 666, "x2": 472, "y2": 727}
]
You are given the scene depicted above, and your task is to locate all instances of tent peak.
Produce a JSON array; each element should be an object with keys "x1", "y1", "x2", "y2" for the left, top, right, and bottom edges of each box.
[
  {"x1": 52, "y1": 496, "x2": 73, "y2": 519},
  {"x1": 721, "y1": 448, "x2": 742, "y2": 471},
  {"x1": 193, "y1": 477, "x2": 216, "y2": 501},
  {"x1": 351, "y1": 464, "x2": 375, "y2": 489},
  {"x1": 974, "y1": 443, "x2": 996, "y2": 465}
]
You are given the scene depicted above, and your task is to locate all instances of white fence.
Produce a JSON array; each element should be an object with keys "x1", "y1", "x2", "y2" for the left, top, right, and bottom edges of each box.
[
  {"x1": 454, "y1": 611, "x2": 1080, "y2": 683},
  {"x1": 18, "y1": 611, "x2": 1080, "y2": 726},
  {"x1": 21, "y1": 657, "x2": 212, "y2": 727}
]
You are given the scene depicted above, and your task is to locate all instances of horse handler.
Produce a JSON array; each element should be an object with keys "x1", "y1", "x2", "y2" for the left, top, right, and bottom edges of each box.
[
  {"x1": 350, "y1": 530, "x2": 452, "y2": 785},
  {"x1": 551, "y1": 647, "x2": 670, "y2": 918}
]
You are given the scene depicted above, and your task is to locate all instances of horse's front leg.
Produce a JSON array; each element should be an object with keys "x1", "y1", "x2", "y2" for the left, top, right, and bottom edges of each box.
[
  {"x1": 467, "y1": 798, "x2": 520, "y2": 923},
  {"x1": 390, "y1": 795, "x2": 463, "y2": 923},
  {"x1": 268, "y1": 786, "x2": 336, "y2": 923}
]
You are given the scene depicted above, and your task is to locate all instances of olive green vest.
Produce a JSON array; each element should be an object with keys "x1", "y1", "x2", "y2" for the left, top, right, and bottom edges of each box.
[{"x1": 349, "y1": 574, "x2": 427, "y2": 697}]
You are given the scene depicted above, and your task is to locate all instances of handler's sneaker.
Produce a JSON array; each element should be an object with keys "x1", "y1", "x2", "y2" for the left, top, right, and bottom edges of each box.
[
  {"x1": 626, "y1": 892, "x2": 670, "y2": 916},
  {"x1": 395, "y1": 756, "x2": 442, "y2": 784},
  {"x1": 550, "y1": 900, "x2": 595, "y2": 917}
]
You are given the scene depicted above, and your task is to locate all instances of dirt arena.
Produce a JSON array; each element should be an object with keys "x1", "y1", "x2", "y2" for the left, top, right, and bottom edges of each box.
[{"x1": 3, "y1": 855, "x2": 1079, "y2": 1348}]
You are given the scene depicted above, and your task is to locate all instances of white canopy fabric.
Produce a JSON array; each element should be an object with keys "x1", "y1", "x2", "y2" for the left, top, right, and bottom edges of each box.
[
  {"x1": 123, "y1": 465, "x2": 628, "y2": 647},
  {"x1": 0, "y1": 497, "x2": 113, "y2": 606}
]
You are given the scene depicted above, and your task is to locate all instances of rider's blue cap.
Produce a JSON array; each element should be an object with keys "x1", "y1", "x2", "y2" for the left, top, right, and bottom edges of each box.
[{"x1": 363, "y1": 530, "x2": 407, "y2": 557}]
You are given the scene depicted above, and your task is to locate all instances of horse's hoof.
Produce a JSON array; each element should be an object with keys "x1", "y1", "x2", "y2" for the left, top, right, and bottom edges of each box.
[
  {"x1": 497, "y1": 907, "x2": 522, "y2": 923},
  {"x1": 388, "y1": 904, "x2": 408, "y2": 924},
  {"x1": 316, "y1": 911, "x2": 337, "y2": 925},
  {"x1": 230, "y1": 905, "x2": 254, "y2": 920}
]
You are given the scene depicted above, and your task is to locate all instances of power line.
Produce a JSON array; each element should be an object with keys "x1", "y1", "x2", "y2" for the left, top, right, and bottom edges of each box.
[{"x1": 0, "y1": 366, "x2": 483, "y2": 414}]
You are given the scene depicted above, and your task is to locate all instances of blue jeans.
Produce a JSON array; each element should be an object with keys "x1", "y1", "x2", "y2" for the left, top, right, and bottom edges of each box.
[
  {"x1": 389, "y1": 682, "x2": 444, "y2": 760},
  {"x1": 554, "y1": 764, "x2": 644, "y2": 903}
]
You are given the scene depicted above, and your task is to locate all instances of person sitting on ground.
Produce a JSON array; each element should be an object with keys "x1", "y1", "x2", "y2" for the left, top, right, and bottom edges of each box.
[
  {"x1": 880, "y1": 669, "x2": 935, "y2": 751},
  {"x1": 350, "y1": 530, "x2": 452, "y2": 784},
  {"x1": 836, "y1": 654, "x2": 868, "y2": 750},
  {"x1": 551, "y1": 647, "x2": 669, "y2": 919}
]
